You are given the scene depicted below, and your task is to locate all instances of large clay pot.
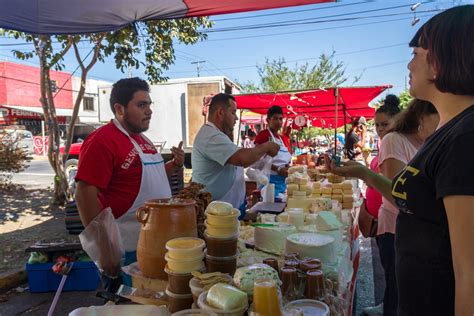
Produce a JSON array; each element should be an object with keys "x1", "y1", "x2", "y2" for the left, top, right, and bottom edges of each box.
[{"x1": 136, "y1": 198, "x2": 197, "y2": 279}]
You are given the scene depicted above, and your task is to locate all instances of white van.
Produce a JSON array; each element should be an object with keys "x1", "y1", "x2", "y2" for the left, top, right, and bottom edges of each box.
[{"x1": 0, "y1": 128, "x2": 34, "y2": 156}]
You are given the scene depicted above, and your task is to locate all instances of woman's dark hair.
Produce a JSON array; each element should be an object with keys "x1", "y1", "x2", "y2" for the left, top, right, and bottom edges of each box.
[
  {"x1": 267, "y1": 105, "x2": 283, "y2": 119},
  {"x1": 409, "y1": 5, "x2": 474, "y2": 95},
  {"x1": 387, "y1": 99, "x2": 437, "y2": 134},
  {"x1": 376, "y1": 94, "x2": 401, "y2": 117},
  {"x1": 110, "y1": 77, "x2": 150, "y2": 114}
]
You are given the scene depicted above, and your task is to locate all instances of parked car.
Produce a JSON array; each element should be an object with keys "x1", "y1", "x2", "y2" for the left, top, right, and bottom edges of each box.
[{"x1": 0, "y1": 128, "x2": 34, "y2": 156}]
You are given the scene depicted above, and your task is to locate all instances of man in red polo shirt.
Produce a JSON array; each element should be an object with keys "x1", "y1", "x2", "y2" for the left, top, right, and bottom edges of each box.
[
  {"x1": 255, "y1": 105, "x2": 292, "y2": 198},
  {"x1": 75, "y1": 77, "x2": 184, "y2": 289}
]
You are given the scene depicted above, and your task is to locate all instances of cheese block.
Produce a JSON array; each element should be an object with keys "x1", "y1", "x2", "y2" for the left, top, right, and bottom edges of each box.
[
  {"x1": 342, "y1": 202, "x2": 353, "y2": 209},
  {"x1": 332, "y1": 188, "x2": 343, "y2": 195},
  {"x1": 332, "y1": 195, "x2": 343, "y2": 203},
  {"x1": 312, "y1": 197, "x2": 332, "y2": 211},
  {"x1": 342, "y1": 181, "x2": 353, "y2": 190},
  {"x1": 288, "y1": 166, "x2": 307, "y2": 174},
  {"x1": 310, "y1": 193, "x2": 322, "y2": 198},
  {"x1": 286, "y1": 233, "x2": 336, "y2": 264},
  {"x1": 206, "y1": 201, "x2": 234, "y2": 215},
  {"x1": 324, "y1": 183, "x2": 333, "y2": 189},
  {"x1": 287, "y1": 184, "x2": 299, "y2": 196},
  {"x1": 322, "y1": 194, "x2": 332, "y2": 199},
  {"x1": 293, "y1": 191, "x2": 307, "y2": 198},
  {"x1": 343, "y1": 190, "x2": 353, "y2": 197},
  {"x1": 255, "y1": 223, "x2": 298, "y2": 255},
  {"x1": 295, "y1": 177, "x2": 309, "y2": 185},
  {"x1": 277, "y1": 212, "x2": 289, "y2": 222},
  {"x1": 321, "y1": 187, "x2": 332, "y2": 195},
  {"x1": 327, "y1": 174, "x2": 345, "y2": 183},
  {"x1": 331, "y1": 183, "x2": 342, "y2": 190},
  {"x1": 287, "y1": 198, "x2": 313, "y2": 212},
  {"x1": 312, "y1": 182, "x2": 321, "y2": 190},
  {"x1": 233, "y1": 264, "x2": 281, "y2": 295},
  {"x1": 299, "y1": 225, "x2": 344, "y2": 250},
  {"x1": 343, "y1": 195, "x2": 354, "y2": 203},
  {"x1": 315, "y1": 211, "x2": 343, "y2": 231},
  {"x1": 312, "y1": 189, "x2": 322, "y2": 194}
]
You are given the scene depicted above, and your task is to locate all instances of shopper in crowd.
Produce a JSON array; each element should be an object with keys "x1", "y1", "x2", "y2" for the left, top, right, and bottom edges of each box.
[
  {"x1": 344, "y1": 116, "x2": 367, "y2": 160},
  {"x1": 326, "y1": 5, "x2": 474, "y2": 315},
  {"x1": 243, "y1": 129, "x2": 256, "y2": 148}
]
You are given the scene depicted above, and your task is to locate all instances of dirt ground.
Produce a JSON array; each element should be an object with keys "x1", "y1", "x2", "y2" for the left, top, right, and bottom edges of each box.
[{"x1": 0, "y1": 185, "x2": 78, "y2": 274}]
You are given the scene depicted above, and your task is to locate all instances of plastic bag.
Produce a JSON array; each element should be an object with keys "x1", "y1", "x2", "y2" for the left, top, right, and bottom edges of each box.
[
  {"x1": 246, "y1": 155, "x2": 273, "y2": 186},
  {"x1": 79, "y1": 207, "x2": 124, "y2": 278}
]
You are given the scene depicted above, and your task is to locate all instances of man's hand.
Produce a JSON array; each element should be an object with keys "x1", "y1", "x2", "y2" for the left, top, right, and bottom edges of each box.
[
  {"x1": 265, "y1": 142, "x2": 280, "y2": 157},
  {"x1": 323, "y1": 154, "x2": 367, "y2": 179},
  {"x1": 171, "y1": 141, "x2": 184, "y2": 167}
]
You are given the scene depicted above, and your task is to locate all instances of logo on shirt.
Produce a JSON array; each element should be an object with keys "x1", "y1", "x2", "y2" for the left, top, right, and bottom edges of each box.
[
  {"x1": 121, "y1": 148, "x2": 138, "y2": 169},
  {"x1": 392, "y1": 165, "x2": 420, "y2": 214}
]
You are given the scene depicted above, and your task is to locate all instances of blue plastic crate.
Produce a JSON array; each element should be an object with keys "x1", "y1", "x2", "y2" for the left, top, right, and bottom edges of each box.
[{"x1": 26, "y1": 261, "x2": 101, "y2": 293}]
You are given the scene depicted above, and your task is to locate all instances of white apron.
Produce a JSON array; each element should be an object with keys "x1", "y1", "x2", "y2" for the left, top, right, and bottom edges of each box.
[
  {"x1": 220, "y1": 166, "x2": 245, "y2": 209},
  {"x1": 113, "y1": 119, "x2": 172, "y2": 252},
  {"x1": 206, "y1": 122, "x2": 245, "y2": 209},
  {"x1": 268, "y1": 129, "x2": 292, "y2": 175}
]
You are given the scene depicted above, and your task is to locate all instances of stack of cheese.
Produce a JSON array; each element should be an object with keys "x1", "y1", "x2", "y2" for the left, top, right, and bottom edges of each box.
[
  {"x1": 254, "y1": 222, "x2": 298, "y2": 255},
  {"x1": 327, "y1": 173, "x2": 345, "y2": 184},
  {"x1": 310, "y1": 197, "x2": 332, "y2": 214},
  {"x1": 310, "y1": 180, "x2": 354, "y2": 209}
]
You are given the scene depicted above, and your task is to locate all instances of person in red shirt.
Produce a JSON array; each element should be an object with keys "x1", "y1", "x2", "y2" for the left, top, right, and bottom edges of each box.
[
  {"x1": 281, "y1": 124, "x2": 292, "y2": 154},
  {"x1": 255, "y1": 105, "x2": 292, "y2": 197},
  {"x1": 75, "y1": 77, "x2": 184, "y2": 291}
]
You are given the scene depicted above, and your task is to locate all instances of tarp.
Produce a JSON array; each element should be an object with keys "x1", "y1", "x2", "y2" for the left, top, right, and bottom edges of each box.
[
  {"x1": 234, "y1": 86, "x2": 391, "y2": 128},
  {"x1": 0, "y1": 0, "x2": 333, "y2": 35}
]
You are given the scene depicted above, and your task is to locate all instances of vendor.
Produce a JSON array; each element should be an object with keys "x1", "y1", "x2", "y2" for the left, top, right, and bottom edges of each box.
[
  {"x1": 254, "y1": 105, "x2": 292, "y2": 197},
  {"x1": 192, "y1": 93, "x2": 279, "y2": 214},
  {"x1": 75, "y1": 77, "x2": 184, "y2": 290}
]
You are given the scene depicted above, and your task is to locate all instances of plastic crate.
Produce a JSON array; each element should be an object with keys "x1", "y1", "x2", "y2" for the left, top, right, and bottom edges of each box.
[{"x1": 26, "y1": 261, "x2": 101, "y2": 293}]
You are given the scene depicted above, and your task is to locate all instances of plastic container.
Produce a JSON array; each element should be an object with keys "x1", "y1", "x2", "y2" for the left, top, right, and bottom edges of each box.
[
  {"x1": 189, "y1": 274, "x2": 233, "y2": 303},
  {"x1": 205, "y1": 251, "x2": 239, "y2": 276},
  {"x1": 165, "y1": 267, "x2": 193, "y2": 294},
  {"x1": 165, "y1": 253, "x2": 205, "y2": 274},
  {"x1": 166, "y1": 237, "x2": 205, "y2": 260},
  {"x1": 166, "y1": 287, "x2": 194, "y2": 313},
  {"x1": 197, "y1": 291, "x2": 248, "y2": 316},
  {"x1": 205, "y1": 232, "x2": 238, "y2": 257},
  {"x1": 26, "y1": 262, "x2": 100, "y2": 293},
  {"x1": 172, "y1": 309, "x2": 218, "y2": 316},
  {"x1": 205, "y1": 221, "x2": 239, "y2": 238},
  {"x1": 206, "y1": 208, "x2": 240, "y2": 226},
  {"x1": 284, "y1": 299, "x2": 330, "y2": 316}
]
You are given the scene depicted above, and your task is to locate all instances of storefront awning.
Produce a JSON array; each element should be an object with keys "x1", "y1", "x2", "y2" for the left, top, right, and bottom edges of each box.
[
  {"x1": 1, "y1": 105, "x2": 73, "y2": 117},
  {"x1": 234, "y1": 86, "x2": 391, "y2": 128}
]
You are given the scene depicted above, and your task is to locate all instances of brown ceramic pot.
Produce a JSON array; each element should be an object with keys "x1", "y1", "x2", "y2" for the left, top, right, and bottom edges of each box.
[{"x1": 136, "y1": 198, "x2": 197, "y2": 279}]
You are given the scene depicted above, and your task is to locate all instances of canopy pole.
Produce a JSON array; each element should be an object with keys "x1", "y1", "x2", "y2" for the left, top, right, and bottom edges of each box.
[
  {"x1": 237, "y1": 110, "x2": 243, "y2": 145},
  {"x1": 334, "y1": 87, "x2": 339, "y2": 157},
  {"x1": 343, "y1": 102, "x2": 347, "y2": 137}
]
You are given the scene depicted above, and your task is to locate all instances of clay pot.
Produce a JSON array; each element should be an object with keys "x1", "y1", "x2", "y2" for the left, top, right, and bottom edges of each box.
[{"x1": 136, "y1": 198, "x2": 198, "y2": 279}]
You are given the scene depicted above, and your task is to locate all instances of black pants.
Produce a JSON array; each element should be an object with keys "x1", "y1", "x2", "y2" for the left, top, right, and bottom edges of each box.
[{"x1": 376, "y1": 233, "x2": 398, "y2": 316}]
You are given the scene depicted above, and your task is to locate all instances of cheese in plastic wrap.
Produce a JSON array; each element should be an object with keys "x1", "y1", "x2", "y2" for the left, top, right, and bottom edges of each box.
[
  {"x1": 233, "y1": 263, "x2": 281, "y2": 295},
  {"x1": 206, "y1": 201, "x2": 233, "y2": 215},
  {"x1": 206, "y1": 283, "x2": 248, "y2": 310}
]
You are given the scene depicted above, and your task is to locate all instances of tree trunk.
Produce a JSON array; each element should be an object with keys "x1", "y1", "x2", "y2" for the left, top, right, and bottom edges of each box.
[{"x1": 37, "y1": 36, "x2": 69, "y2": 205}]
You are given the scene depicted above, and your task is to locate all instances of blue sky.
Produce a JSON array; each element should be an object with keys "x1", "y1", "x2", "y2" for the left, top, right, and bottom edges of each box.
[{"x1": 0, "y1": 0, "x2": 472, "y2": 99}]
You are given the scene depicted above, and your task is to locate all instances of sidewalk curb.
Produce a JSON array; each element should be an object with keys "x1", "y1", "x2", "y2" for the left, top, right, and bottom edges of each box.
[{"x1": 0, "y1": 269, "x2": 27, "y2": 293}]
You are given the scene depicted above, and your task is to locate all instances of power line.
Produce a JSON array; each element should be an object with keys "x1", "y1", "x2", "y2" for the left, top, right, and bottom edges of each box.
[
  {"x1": 212, "y1": 1, "x2": 370, "y2": 21},
  {"x1": 203, "y1": 9, "x2": 441, "y2": 33},
  {"x1": 205, "y1": 13, "x2": 434, "y2": 42}
]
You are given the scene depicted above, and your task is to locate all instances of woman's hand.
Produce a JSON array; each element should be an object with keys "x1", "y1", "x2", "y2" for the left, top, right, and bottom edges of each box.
[{"x1": 323, "y1": 154, "x2": 368, "y2": 180}]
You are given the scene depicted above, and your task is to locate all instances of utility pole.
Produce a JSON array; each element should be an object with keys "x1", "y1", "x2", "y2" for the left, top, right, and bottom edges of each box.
[{"x1": 191, "y1": 60, "x2": 206, "y2": 77}]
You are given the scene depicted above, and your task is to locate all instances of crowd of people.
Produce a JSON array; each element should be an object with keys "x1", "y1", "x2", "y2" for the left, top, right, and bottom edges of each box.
[{"x1": 72, "y1": 4, "x2": 473, "y2": 315}]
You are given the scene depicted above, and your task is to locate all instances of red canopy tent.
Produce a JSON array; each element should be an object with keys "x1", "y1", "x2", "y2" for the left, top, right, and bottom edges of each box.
[{"x1": 234, "y1": 86, "x2": 391, "y2": 128}]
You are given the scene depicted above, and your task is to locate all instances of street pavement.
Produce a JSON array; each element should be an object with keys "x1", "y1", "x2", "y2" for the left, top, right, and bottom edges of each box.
[{"x1": 11, "y1": 156, "x2": 55, "y2": 189}]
